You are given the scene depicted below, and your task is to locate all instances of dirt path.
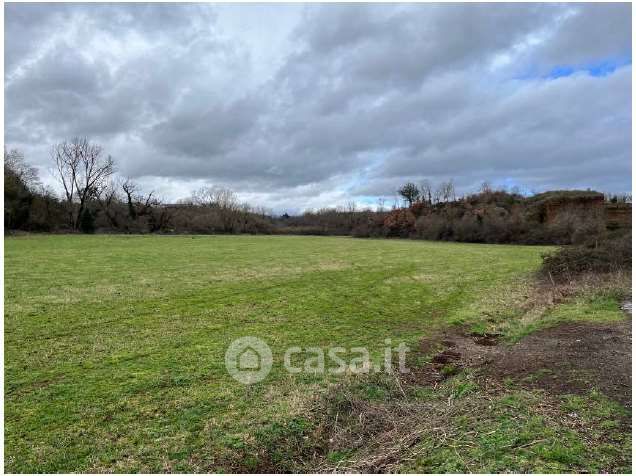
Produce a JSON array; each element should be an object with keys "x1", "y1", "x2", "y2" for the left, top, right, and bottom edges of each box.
[{"x1": 419, "y1": 308, "x2": 632, "y2": 406}]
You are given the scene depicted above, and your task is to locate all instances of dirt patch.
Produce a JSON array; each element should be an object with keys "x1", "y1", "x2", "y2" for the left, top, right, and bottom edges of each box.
[
  {"x1": 431, "y1": 349, "x2": 461, "y2": 364},
  {"x1": 488, "y1": 320, "x2": 631, "y2": 406},
  {"x1": 419, "y1": 317, "x2": 632, "y2": 406}
]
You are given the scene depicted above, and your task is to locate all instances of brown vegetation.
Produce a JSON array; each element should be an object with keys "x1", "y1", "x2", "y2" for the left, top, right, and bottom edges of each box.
[
  {"x1": 541, "y1": 234, "x2": 631, "y2": 282},
  {"x1": 4, "y1": 141, "x2": 631, "y2": 246}
]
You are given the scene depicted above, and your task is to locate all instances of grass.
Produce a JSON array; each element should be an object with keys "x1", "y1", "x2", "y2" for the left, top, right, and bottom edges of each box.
[
  {"x1": 452, "y1": 268, "x2": 630, "y2": 341},
  {"x1": 3, "y1": 234, "x2": 627, "y2": 472},
  {"x1": 287, "y1": 369, "x2": 630, "y2": 473},
  {"x1": 402, "y1": 380, "x2": 631, "y2": 473},
  {"x1": 303, "y1": 368, "x2": 630, "y2": 473}
]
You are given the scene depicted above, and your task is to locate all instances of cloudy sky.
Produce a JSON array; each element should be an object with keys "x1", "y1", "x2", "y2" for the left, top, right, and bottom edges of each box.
[{"x1": 5, "y1": 3, "x2": 632, "y2": 212}]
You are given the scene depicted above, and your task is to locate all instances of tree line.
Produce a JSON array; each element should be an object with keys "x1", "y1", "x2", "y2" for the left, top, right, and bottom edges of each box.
[
  {"x1": 5, "y1": 138, "x2": 631, "y2": 245},
  {"x1": 5, "y1": 138, "x2": 272, "y2": 234}
]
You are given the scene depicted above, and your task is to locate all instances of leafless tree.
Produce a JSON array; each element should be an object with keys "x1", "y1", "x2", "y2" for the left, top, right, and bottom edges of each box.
[
  {"x1": 120, "y1": 177, "x2": 168, "y2": 231},
  {"x1": 479, "y1": 181, "x2": 492, "y2": 194},
  {"x1": 345, "y1": 201, "x2": 358, "y2": 227},
  {"x1": 420, "y1": 180, "x2": 433, "y2": 205},
  {"x1": 377, "y1": 197, "x2": 386, "y2": 212},
  {"x1": 253, "y1": 206, "x2": 272, "y2": 219},
  {"x1": 437, "y1": 179, "x2": 456, "y2": 203},
  {"x1": 432, "y1": 185, "x2": 442, "y2": 204},
  {"x1": 192, "y1": 186, "x2": 237, "y2": 209},
  {"x1": 122, "y1": 178, "x2": 141, "y2": 219},
  {"x1": 51, "y1": 138, "x2": 114, "y2": 229},
  {"x1": 96, "y1": 178, "x2": 121, "y2": 229},
  {"x1": 191, "y1": 186, "x2": 241, "y2": 232}
]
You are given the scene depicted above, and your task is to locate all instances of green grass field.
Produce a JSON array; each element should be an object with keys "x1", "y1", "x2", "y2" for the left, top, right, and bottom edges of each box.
[{"x1": 4, "y1": 235, "x2": 628, "y2": 472}]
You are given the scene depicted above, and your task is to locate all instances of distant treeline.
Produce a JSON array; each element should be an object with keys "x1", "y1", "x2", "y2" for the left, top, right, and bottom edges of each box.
[
  {"x1": 5, "y1": 139, "x2": 631, "y2": 245},
  {"x1": 281, "y1": 188, "x2": 630, "y2": 245}
]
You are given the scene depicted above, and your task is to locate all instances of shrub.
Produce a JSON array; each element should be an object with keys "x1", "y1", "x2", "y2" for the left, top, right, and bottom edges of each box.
[
  {"x1": 541, "y1": 234, "x2": 631, "y2": 282},
  {"x1": 383, "y1": 209, "x2": 416, "y2": 237},
  {"x1": 351, "y1": 222, "x2": 371, "y2": 238},
  {"x1": 570, "y1": 214, "x2": 607, "y2": 245},
  {"x1": 415, "y1": 214, "x2": 452, "y2": 240},
  {"x1": 453, "y1": 214, "x2": 482, "y2": 242}
]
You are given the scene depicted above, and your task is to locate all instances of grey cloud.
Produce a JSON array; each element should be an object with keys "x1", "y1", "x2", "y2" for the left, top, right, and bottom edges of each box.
[
  {"x1": 6, "y1": 4, "x2": 247, "y2": 141},
  {"x1": 532, "y1": 3, "x2": 631, "y2": 67},
  {"x1": 368, "y1": 68, "x2": 630, "y2": 191},
  {"x1": 4, "y1": 3, "x2": 632, "y2": 211}
]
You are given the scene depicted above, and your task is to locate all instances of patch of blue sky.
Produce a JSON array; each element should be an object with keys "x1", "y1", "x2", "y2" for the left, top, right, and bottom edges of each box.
[
  {"x1": 546, "y1": 55, "x2": 631, "y2": 79},
  {"x1": 513, "y1": 55, "x2": 631, "y2": 81}
]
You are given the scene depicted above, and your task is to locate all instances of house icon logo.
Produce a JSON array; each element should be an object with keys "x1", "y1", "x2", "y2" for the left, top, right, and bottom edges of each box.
[
  {"x1": 239, "y1": 346, "x2": 261, "y2": 370},
  {"x1": 225, "y1": 336, "x2": 272, "y2": 384}
]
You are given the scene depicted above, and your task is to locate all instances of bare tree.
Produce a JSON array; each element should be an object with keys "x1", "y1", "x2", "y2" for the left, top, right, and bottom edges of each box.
[
  {"x1": 420, "y1": 180, "x2": 433, "y2": 206},
  {"x1": 120, "y1": 177, "x2": 167, "y2": 231},
  {"x1": 253, "y1": 206, "x2": 272, "y2": 219},
  {"x1": 377, "y1": 197, "x2": 386, "y2": 212},
  {"x1": 345, "y1": 201, "x2": 357, "y2": 227},
  {"x1": 52, "y1": 138, "x2": 114, "y2": 230},
  {"x1": 191, "y1": 186, "x2": 240, "y2": 232},
  {"x1": 96, "y1": 178, "x2": 121, "y2": 229},
  {"x1": 192, "y1": 186, "x2": 238, "y2": 210},
  {"x1": 122, "y1": 178, "x2": 140, "y2": 220},
  {"x1": 437, "y1": 180, "x2": 456, "y2": 203},
  {"x1": 432, "y1": 184, "x2": 442, "y2": 204},
  {"x1": 479, "y1": 181, "x2": 492, "y2": 194}
]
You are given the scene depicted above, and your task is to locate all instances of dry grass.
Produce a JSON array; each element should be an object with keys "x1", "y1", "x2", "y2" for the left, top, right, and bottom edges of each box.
[
  {"x1": 493, "y1": 271, "x2": 631, "y2": 339},
  {"x1": 280, "y1": 367, "x2": 630, "y2": 473},
  {"x1": 450, "y1": 269, "x2": 631, "y2": 340}
]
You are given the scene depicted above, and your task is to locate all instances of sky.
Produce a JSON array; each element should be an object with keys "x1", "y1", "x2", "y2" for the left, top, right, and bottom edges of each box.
[{"x1": 4, "y1": 3, "x2": 632, "y2": 213}]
